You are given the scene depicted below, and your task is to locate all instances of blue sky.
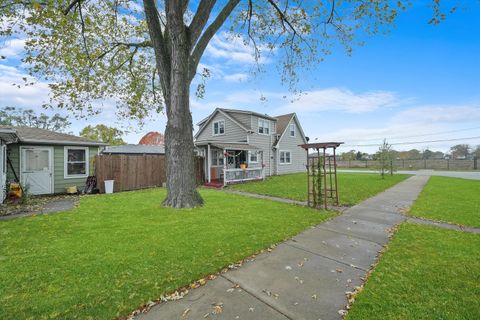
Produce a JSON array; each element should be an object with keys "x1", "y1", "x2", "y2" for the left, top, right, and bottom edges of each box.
[{"x1": 1, "y1": 1, "x2": 479, "y2": 154}]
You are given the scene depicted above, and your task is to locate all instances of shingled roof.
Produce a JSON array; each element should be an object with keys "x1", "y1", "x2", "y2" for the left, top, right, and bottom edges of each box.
[
  {"x1": 274, "y1": 113, "x2": 295, "y2": 137},
  {"x1": 0, "y1": 126, "x2": 106, "y2": 146}
]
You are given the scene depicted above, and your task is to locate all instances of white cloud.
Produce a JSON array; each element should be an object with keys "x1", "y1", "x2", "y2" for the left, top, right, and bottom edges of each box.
[
  {"x1": 205, "y1": 32, "x2": 273, "y2": 65},
  {"x1": 276, "y1": 88, "x2": 401, "y2": 114},
  {"x1": 0, "y1": 64, "x2": 50, "y2": 108},
  {"x1": 0, "y1": 38, "x2": 26, "y2": 60},
  {"x1": 392, "y1": 105, "x2": 480, "y2": 124},
  {"x1": 224, "y1": 72, "x2": 248, "y2": 82}
]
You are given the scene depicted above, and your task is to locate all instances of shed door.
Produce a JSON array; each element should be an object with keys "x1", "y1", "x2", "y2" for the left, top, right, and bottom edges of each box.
[
  {"x1": 21, "y1": 147, "x2": 53, "y2": 195},
  {"x1": 1, "y1": 143, "x2": 6, "y2": 202}
]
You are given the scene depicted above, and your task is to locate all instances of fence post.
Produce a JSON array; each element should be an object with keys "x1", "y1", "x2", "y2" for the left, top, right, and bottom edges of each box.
[
  {"x1": 475, "y1": 157, "x2": 478, "y2": 170},
  {"x1": 447, "y1": 159, "x2": 449, "y2": 170}
]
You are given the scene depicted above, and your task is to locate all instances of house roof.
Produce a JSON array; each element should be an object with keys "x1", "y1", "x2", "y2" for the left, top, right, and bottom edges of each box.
[
  {"x1": 197, "y1": 108, "x2": 277, "y2": 128},
  {"x1": 0, "y1": 125, "x2": 106, "y2": 146},
  {"x1": 274, "y1": 113, "x2": 295, "y2": 137},
  {"x1": 102, "y1": 144, "x2": 165, "y2": 154}
]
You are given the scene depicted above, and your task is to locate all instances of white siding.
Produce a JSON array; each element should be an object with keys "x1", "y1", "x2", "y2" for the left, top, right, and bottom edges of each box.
[
  {"x1": 196, "y1": 112, "x2": 247, "y2": 142},
  {"x1": 276, "y1": 117, "x2": 307, "y2": 175}
]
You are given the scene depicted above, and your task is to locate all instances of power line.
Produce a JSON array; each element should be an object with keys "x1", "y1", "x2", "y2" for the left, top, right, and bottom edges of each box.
[
  {"x1": 342, "y1": 135, "x2": 480, "y2": 148},
  {"x1": 344, "y1": 126, "x2": 480, "y2": 144}
]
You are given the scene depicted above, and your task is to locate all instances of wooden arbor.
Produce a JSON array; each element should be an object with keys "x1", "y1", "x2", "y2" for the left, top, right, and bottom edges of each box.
[{"x1": 300, "y1": 142, "x2": 343, "y2": 209}]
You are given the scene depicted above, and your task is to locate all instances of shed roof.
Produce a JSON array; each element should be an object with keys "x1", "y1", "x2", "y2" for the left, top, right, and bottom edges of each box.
[{"x1": 0, "y1": 125, "x2": 106, "y2": 146}]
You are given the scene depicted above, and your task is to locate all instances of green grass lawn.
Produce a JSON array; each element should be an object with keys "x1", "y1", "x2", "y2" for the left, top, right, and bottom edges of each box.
[
  {"x1": 347, "y1": 223, "x2": 480, "y2": 320},
  {"x1": 0, "y1": 188, "x2": 334, "y2": 320},
  {"x1": 231, "y1": 172, "x2": 410, "y2": 205},
  {"x1": 409, "y1": 176, "x2": 480, "y2": 227}
]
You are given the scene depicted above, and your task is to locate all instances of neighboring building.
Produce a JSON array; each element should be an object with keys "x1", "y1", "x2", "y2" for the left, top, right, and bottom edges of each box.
[
  {"x1": 102, "y1": 144, "x2": 165, "y2": 155},
  {"x1": 194, "y1": 108, "x2": 307, "y2": 185},
  {"x1": 139, "y1": 131, "x2": 165, "y2": 145},
  {"x1": 0, "y1": 126, "x2": 106, "y2": 198}
]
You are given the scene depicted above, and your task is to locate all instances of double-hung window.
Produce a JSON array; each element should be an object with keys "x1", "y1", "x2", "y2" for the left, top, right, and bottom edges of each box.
[
  {"x1": 280, "y1": 151, "x2": 291, "y2": 164},
  {"x1": 64, "y1": 147, "x2": 89, "y2": 178},
  {"x1": 258, "y1": 119, "x2": 270, "y2": 135},
  {"x1": 289, "y1": 123, "x2": 296, "y2": 137},
  {"x1": 249, "y1": 151, "x2": 258, "y2": 163},
  {"x1": 213, "y1": 120, "x2": 225, "y2": 135}
]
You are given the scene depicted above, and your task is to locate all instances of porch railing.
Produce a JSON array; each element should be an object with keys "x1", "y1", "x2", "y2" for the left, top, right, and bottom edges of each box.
[{"x1": 223, "y1": 167, "x2": 264, "y2": 185}]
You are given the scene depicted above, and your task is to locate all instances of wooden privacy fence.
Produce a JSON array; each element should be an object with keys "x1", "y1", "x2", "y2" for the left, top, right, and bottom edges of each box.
[{"x1": 95, "y1": 154, "x2": 204, "y2": 193}]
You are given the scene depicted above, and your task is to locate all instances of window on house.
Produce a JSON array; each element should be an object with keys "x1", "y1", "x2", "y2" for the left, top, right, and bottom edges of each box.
[
  {"x1": 280, "y1": 151, "x2": 291, "y2": 164},
  {"x1": 211, "y1": 149, "x2": 224, "y2": 166},
  {"x1": 258, "y1": 119, "x2": 270, "y2": 135},
  {"x1": 249, "y1": 151, "x2": 258, "y2": 163},
  {"x1": 213, "y1": 120, "x2": 225, "y2": 135},
  {"x1": 289, "y1": 123, "x2": 296, "y2": 137},
  {"x1": 65, "y1": 147, "x2": 88, "y2": 178}
]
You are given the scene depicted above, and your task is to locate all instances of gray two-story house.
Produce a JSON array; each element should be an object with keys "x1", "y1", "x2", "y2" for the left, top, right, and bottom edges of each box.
[{"x1": 194, "y1": 108, "x2": 307, "y2": 186}]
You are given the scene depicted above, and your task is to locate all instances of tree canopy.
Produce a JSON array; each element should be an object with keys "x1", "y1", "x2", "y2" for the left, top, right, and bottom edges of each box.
[
  {"x1": 0, "y1": 106, "x2": 71, "y2": 132},
  {"x1": 80, "y1": 124, "x2": 126, "y2": 145}
]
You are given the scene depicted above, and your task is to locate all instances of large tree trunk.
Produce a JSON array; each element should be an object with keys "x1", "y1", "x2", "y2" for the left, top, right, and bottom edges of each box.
[{"x1": 161, "y1": 6, "x2": 203, "y2": 208}]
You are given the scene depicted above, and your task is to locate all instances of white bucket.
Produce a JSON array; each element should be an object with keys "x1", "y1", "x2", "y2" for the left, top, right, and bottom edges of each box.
[{"x1": 104, "y1": 180, "x2": 114, "y2": 194}]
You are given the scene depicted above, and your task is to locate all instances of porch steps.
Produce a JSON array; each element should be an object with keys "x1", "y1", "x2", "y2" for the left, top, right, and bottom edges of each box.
[{"x1": 203, "y1": 181, "x2": 224, "y2": 188}]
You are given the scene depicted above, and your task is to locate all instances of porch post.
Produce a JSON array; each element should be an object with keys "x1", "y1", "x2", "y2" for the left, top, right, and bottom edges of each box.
[
  {"x1": 223, "y1": 149, "x2": 227, "y2": 186},
  {"x1": 261, "y1": 151, "x2": 265, "y2": 180},
  {"x1": 207, "y1": 144, "x2": 211, "y2": 183}
]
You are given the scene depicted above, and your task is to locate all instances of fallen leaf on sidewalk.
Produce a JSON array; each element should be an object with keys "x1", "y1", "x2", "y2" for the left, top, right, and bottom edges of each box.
[{"x1": 181, "y1": 308, "x2": 190, "y2": 318}]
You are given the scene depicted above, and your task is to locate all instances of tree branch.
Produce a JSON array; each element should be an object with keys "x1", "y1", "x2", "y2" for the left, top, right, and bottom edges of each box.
[
  {"x1": 143, "y1": 0, "x2": 171, "y2": 103},
  {"x1": 189, "y1": 0, "x2": 240, "y2": 80},
  {"x1": 188, "y1": 0, "x2": 216, "y2": 47},
  {"x1": 63, "y1": 0, "x2": 83, "y2": 15}
]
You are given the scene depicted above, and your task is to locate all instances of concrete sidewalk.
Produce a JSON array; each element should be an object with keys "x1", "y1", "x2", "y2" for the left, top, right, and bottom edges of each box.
[{"x1": 136, "y1": 176, "x2": 429, "y2": 320}]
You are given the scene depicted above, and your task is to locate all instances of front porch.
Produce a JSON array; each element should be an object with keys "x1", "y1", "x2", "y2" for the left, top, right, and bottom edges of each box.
[{"x1": 196, "y1": 142, "x2": 265, "y2": 187}]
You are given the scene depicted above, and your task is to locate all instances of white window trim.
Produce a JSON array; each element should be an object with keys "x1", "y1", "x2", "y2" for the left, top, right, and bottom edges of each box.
[
  {"x1": 258, "y1": 118, "x2": 270, "y2": 135},
  {"x1": 279, "y1": 150, "x2": 292, "y2": 165},
  {"x1": 212, "y1": 119, "x2": 225, "y2": 136},
  {"x1": 289, "y1": 123, "x2": 296, "y2": 137},
  {"x1": 64, "y1": 146, "x2": 89, "y2": 179},
  {"x1": 248, "y1": 151, "x2": 258, "y2": 164},
  {"x1": 211, "y1": 149, "x2": 224, "y2": 167}
]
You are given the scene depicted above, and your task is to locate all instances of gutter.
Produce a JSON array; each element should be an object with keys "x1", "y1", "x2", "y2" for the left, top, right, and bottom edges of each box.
[{"x1": 19, "y1": 139, "x2": 107, "y2": 146}]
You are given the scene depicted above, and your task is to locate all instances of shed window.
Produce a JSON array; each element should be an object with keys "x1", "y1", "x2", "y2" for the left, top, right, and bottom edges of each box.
[{"x1": 65, "y1": 147, "x2": 89, "y2": 178}]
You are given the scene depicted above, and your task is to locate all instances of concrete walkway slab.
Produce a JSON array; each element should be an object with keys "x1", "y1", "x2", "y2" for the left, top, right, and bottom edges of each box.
[
  {"x1": 286, "y1": 228, "x2": 382, "y2": 271},
  {"x1": 223, "y1": 243, "x2": 365, "y2": 320},
  {"x1": 136, "y1": 276, "x2": 289, "y2": 320},
  {"x1": 136, "y1": 175, "x2": 430, "y2": 320}
]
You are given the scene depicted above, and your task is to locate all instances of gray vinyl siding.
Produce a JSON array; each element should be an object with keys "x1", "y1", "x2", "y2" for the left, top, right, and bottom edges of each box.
[
  {"x1": 196, "y1": 112, "x2": 247, "y2": 142},
  {"x1": 276, "y1": 117, "x2": 307, "y2": 175},
  {"x1": 247, "y1": 115, "x2": 277, "y2": 176}
]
